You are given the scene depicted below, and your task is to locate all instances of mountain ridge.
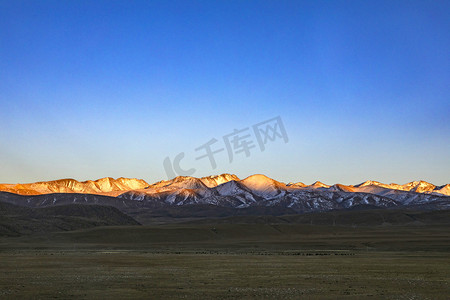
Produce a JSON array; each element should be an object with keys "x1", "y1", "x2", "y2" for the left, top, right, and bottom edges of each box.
[
  {"x1": 2, "y1": 174, "x2": 448, "y2": 196},
  {"x1": 1, "y1": 174, "x2": 449, "y2": 214}
]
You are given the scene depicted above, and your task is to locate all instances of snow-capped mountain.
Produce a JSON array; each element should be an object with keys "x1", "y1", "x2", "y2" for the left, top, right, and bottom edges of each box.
[
  {"x1": 0, "y1": 177, "x2": 149, "y2": 196},
  {"x1": 353, "y1": 180, "x2": 450, "y2": 197},
  {"x1": 0, "y1": 175, "x2": 449, "y2": 213},
  {"x1": 240, "y1": 174, "x2": 287, "y2": 198},
  {"x1": 200, "y1": 174, "x2": 241, "y2": 188}
]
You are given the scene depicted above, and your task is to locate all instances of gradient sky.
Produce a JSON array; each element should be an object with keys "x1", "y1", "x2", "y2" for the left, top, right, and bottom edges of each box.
[{"x1": 1, "y1": 0, "x2": 449, "y2": 185}]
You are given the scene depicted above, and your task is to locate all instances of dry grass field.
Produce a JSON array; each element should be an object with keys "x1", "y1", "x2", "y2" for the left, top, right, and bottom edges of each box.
[
  {"x1": 0, "y1": 222, "x2": 449, "y2": 299},
  {"x1": 0, "y1": 251, "x2": 449, "y2": 299}
]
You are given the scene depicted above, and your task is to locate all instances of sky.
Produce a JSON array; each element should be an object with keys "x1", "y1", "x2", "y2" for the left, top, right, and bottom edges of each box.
[{"x1": 0, "y1": 0, "x2": 449, "y2": 185}]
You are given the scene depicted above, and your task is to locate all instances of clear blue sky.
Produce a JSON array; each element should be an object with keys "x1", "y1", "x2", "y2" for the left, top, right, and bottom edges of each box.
[{"x1": 1, "y1": 0, "x2": 449, "y2": 185}]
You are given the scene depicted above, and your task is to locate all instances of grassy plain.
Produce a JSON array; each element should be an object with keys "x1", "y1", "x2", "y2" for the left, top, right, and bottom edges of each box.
[{"x1": 0, "y1": 223, "x2": 449, "y2": 299}]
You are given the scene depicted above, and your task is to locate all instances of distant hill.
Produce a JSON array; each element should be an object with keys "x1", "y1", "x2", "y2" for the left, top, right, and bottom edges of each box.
[
  {"x1": 184, "y1": 208, "x2": 450, "y2": 227},
  {"x1": 0, "y1": 202, "x2": 140, "y2": 236},
  {"x1": 125, "y1": 205, "x2": 299, "y2": 225}
]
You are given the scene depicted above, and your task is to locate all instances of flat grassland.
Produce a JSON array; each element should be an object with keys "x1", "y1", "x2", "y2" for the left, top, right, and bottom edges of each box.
[{"x1": 1, "y1": 224, "x2": 449, "y2": 299}]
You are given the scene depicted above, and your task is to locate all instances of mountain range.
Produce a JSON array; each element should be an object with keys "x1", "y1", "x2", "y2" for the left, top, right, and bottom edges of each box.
[{"x1": 1, "y1": 174, "x2": 449, "y2": 214}]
